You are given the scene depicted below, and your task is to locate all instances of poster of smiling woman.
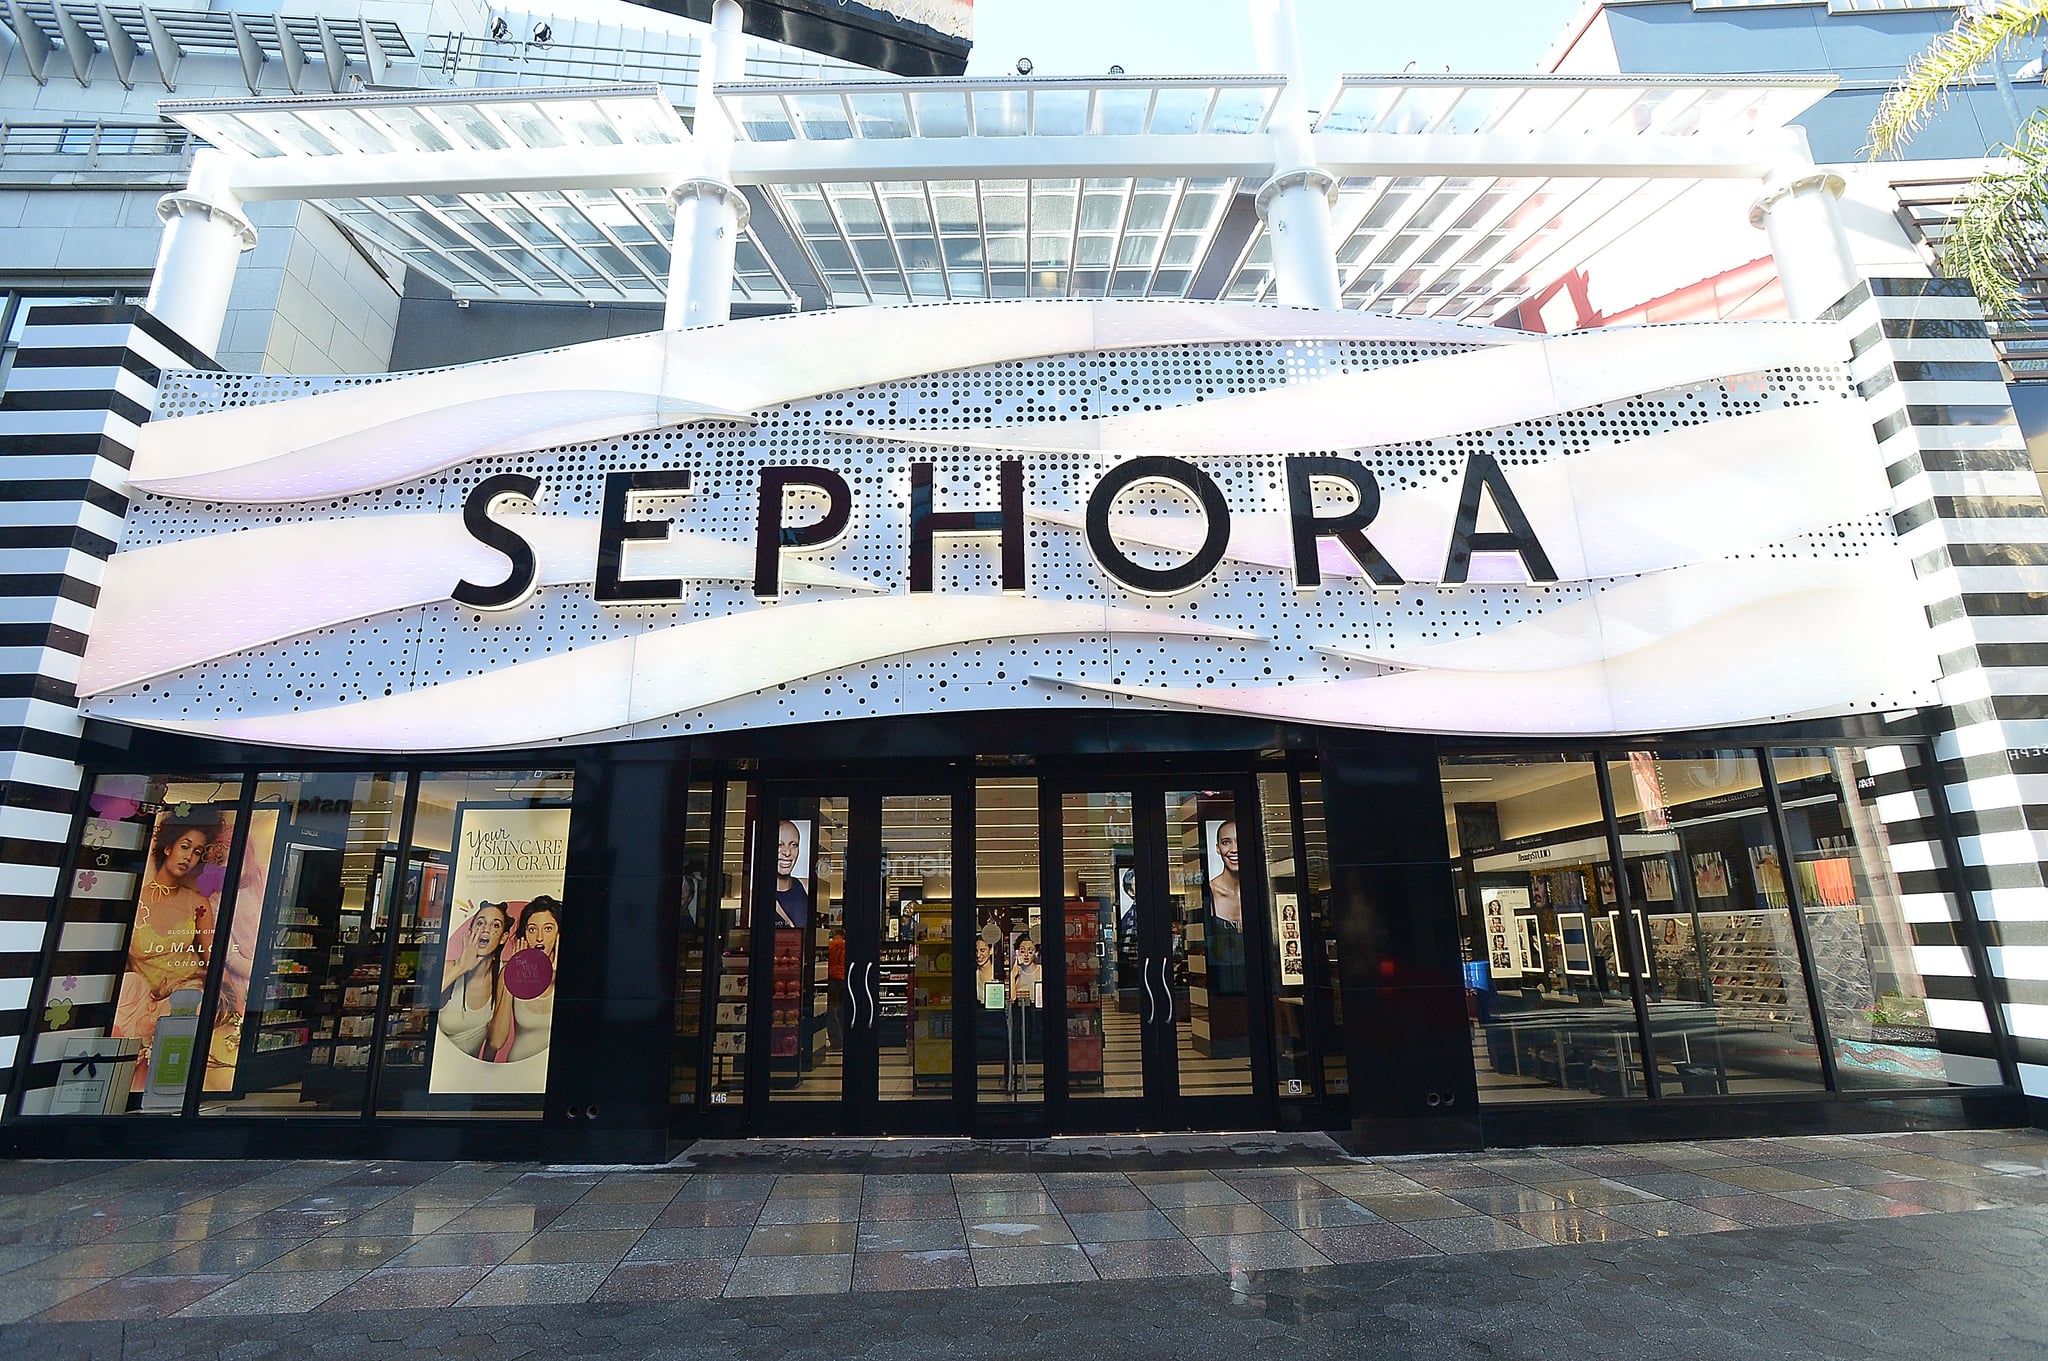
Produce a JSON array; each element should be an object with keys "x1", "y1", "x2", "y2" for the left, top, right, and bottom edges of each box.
[{"x1": 428, "y1": 805, "x2": 570, "y2": 1096}]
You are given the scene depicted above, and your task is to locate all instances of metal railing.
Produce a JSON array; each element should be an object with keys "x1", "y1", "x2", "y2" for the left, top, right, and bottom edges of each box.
[
  {"x1": 0, "y1": 121, "x2": 197, "y2": 173},
  {"x1": 422, "y1": 32, "x2": 870, "y2": 106}
]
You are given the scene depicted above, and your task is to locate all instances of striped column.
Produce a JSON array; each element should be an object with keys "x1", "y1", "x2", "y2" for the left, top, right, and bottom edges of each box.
[
  {"x1": 0, "y1": 304, "x2": 206, "y2": 1103},
  {"x1": 1834, "y1": 276, "x2": 2048, "y2": 1111}
]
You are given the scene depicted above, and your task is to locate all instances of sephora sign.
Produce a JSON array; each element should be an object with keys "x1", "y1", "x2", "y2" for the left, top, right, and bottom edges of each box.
[{"x1": 79, "y1": 301, "x2": 1941, "y2": 752}]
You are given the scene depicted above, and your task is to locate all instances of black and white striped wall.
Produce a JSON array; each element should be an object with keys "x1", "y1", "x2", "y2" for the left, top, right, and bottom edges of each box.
[
  {"x1": 0, "y1": 305, "x2": 208, "y2": 1104},
  {"x1": 1837, "y1": 276, "x2": 2048, "y2": 1111}
]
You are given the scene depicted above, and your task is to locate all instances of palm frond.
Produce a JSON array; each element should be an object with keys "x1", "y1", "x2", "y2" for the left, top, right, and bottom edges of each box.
[
  {"x1": 1940, "y1": 111, "x2": 2048, "y2": 319},
  {"x1": 1867, "y1": 0, "x2": 2048, "y2": 159}
]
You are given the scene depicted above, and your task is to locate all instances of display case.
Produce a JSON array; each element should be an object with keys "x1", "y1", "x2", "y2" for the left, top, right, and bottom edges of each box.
[
  {"x1": 908, "y1": 901, "x2": 953, "y2": 1089},
  {"x1": 877, "y1": 942, "x2": 910, "y2": 1048},
  {"x1": 1063, "y1": 899, "x2": 1104, "y2": 1089},
  {"x1": 771, "y1": 928, "x2": 805, "y2": 1069}
]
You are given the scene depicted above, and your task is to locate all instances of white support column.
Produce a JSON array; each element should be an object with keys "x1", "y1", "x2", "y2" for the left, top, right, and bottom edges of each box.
[
  {"x1": 1749, "y1": 168, "x2": 1859, "y2": 322},
  {"x1": 1250, "y1": 0, "x2": 1341, "y2": 310},
  {"x1": 143, "y1": 150, "x2": 258, "y2": 359},
  {"x1": 665, "y1": 0, "x2": 748, "y2": 330}
]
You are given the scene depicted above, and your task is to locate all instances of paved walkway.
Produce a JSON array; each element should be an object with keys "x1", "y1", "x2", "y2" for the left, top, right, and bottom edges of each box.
[{"x1": 0, "y1": 1127, "x2": 2041, "y2": 1328}]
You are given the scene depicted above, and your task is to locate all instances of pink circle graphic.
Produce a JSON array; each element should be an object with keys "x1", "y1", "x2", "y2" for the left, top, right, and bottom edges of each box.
[{"x1": 504, "y1": 948, "x2": 553, "y2": 999}]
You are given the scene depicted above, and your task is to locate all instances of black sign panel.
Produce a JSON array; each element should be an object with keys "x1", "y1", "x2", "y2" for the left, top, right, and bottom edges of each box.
[{"x1": 623, "y1": 0, "x2": 972, "y2": 78}]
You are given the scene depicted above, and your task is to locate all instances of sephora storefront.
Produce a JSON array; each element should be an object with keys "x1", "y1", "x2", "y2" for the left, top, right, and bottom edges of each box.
[{"x1": 0, "y1": 297, "x2": 2023, "y2": 1163}]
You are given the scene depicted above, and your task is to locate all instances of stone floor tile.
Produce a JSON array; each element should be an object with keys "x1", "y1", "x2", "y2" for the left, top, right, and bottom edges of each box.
[
  {"x1": 1773, "y1": 1187, "x2": 1915, "y2": 1220},
  {"x1": 1599, "y1": 1200, "x2": 1746, "y2": 1237},
  {"x1": 1610, "y1": 1170, "x2": 1752, "y2": 1200},
  {"x1": 1224, "y1": 1173, "x2": 1342, "y2": 1203},
  {"x1": 179, "y1": 1268, "x2": 366, "y2": 1316},
  {"x1": 502, "y1": 1229, "x2": 641, "y2": 1266},
  {"x1": 1048, "y1": 1186, "x2": 1155, "y2": 1213},
  {"x1": 326, "y1": 1205, "x2": 466, "y2": 1237},
  {"x1": 743, "y1": 1221, "x2": 859, "y2": 1256},
  {"x1": 1125, "y1": 1170, "x2": 1219, "y2": 1185},
  {"x1": 723, "y1": 1253, "x2": 854, "y2": 1297},
  {"x1": 1501, "y1": 1209, "x2": 1650, "y2": 1245},
  {"x1": 862, "y1": 1173, "x2": 955, "y2": 1195},
  {"x1": 1403, "y1": 1165, "x2": 1517, "y2": 1191},
  {"x1": 951, "y1": 1173, "x2": 1045, "y2": 1192},
  {"x1": 1541, "y1": 1178, "x2": 1663, "y2": 1209},
  {"x1": 958, "y1": 1189, "x2": 1058, "y2": 1217},
  {"x1": 143, "y1": 1237, "x2": 305, "y2": 1276},
  {"x1": 859, "y1": 1192, "x2": 960, "y2": 1221},
  {"x1": 669, "y1": 1174, "x2": 777, "y2": 1201},
  {"x1": 579, "y1": 1175, "x2": 685, "y2": 1205},
  {"x1": 316, "y1": 1265, "x2": 493, "y2": 1312},
  {"x1": 1683, "y1": 1195, "x2": 1841, "y2": 1229},
  {"x1": 1310, "y1": 1172, "x2": 1429, "y2": 1198},
  {"x1": 1295, "y1": 1222, "x2": 1441, "y2": 1264},
  {"x1": 215, "y1": 1209, "x2": 357, "y2": 1239},
  {"x1": 1705, "y1": 1164, "x2": 1833, "y2": 1194},
  {"x1": 1038, "y1": 1172, "x2": 1132, "y2": 1190},
  {"x1": 1188, "y1": 1231, "x2": 1332, "y2": 1273},
  {"x1": 259, "y1": 1235, "x2": 414, "y2": 1274},
  {"x1": 542, "y1": 1199, "x2": 667, "y2": 1232},
  {"x1": 970, "y1": 1244, "x2": 1097, "y2": 1285},
  {"x1": 1351, "y1": 1191, "x2": 1481, "y2": 1223},
  {"x1": 1161, "y1": 1202, "x2": 1284, "y2": 1237},
  {"x1": 1137, "y1": 1180, "x2": 1249, "y2": 1209},
  {"x1": 852, "y1": 1249, "x2": 976, "y2": 1292},
  {"x1": 1870, "y1": 1180, "x2": 2012, "y2": 1213},
  {"x1": 855, "y1": 1218, "x2": 967, "y2": 1253},
  {"x1": 753, "y1": 1196, "x2": 862, "y2": 1226},
  {"x1": 436, "y1": 1204, "x2": 565, "y2": 1235},
  {"x1": 1446, "y1": 1186, "x2": 1564, "y2": 1216},
  {"x1": 593, "y1": 1258, "x2": 736, "y2": 1302},
  {"x1": 0, "y1": 1276, "x2": 106, "y2": 1325},
  {"x1": 964, "y1": 1214, "x2": 1075, "y2": 1248},
  {"x1": 652, "y1": 1197, "x2": 764, "y2": 1228},
  {"x1": 6, "y1": 1240, "x2": 177, "y2": 1279},
  {"x1": 769, "y1": 1174, "x2": 865, "y2": 1199},
  {"x1": 1057, "y1": 1209, "x2": 1183, "y2": 1243},
  {"x1": 455, "y1": 1262, "x2": 613, "y2": 1307},
  {"x1": 625, "y1": 1225, "x2": 755, "y2": 1261},
  {"x1": 1401, "y1": 1216, "x2": 1548, "y2": 1254},
  {"x1": 1082, "y1": 1237, "x2": 1215, "y2": 1280},
  {"x1": 386, "y1": 1231, "x2": 533, "y2": 1269},
  {"x1": 35, "y1": 1274, "x2": 235, "y2": 1322},
  {"x1": 1255, "y1": 1196, "x2": 1387, "y2": 1231}
]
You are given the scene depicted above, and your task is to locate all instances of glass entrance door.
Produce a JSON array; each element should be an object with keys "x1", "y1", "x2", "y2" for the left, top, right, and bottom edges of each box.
[
  {"x1": 744, "y1": 786, "x2": 963, "y2": 1134},
  {"x1": 1058, "y1": 779, "x2": 1276, "y2": 1131}
]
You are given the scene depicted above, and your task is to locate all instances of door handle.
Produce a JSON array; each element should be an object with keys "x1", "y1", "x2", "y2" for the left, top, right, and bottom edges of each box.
[
  {"x1": 845, "y1": 970, "x2": 862, "y2": 1030},
  {"x1": 1162, "y1": 958, "x2": 1175, "y2": 1025},
  {"x1": 864, "y1": 961, "x2": 879, "y2": 1030},
  {"x1": 1140, "y1": 958, "x2": 1156, "y2": 1024}
]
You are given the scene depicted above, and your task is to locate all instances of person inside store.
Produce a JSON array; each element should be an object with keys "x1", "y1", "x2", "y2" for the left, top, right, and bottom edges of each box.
[
  {"x1": 437, "y1": 901, "x2": 507, "y2": 1058},
  {"x1": 490, "y1": 896, "x2": 560, "y2": 1063},
  {"x1": 114, "y1": 812, "x2": 221, "y2": 1085},
  {"x1": 827, "y1": 925, "x2": 848, "y2": 1050},
  {"x1": 1203, "y1": 820, "x2": 1246, "y2": 995},
  {"x1": 773, "y1": 820, "x2": 809, "y2": 929}
]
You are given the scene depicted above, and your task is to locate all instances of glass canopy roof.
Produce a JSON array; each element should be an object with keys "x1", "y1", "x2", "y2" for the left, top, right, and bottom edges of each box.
[
  {"x1": 165, "y1": 86, "x2": 792, "y2": 305},
  {"x1": 160, "y1": 73, "x2": 1831, "y2": 319}
]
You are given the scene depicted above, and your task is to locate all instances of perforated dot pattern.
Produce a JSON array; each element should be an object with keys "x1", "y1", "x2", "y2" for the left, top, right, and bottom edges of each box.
[{"x1": 112, "y1": 334, "x2": 1914, "y2": 742}]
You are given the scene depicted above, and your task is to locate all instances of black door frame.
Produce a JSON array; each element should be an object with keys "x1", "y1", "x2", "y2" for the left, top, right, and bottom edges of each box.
[
  {"x1": 1044, "y1": 773, "x2": 1280, "y2": 1134},
  {"x1": 743, "y1": 776, "x2": 973, "y2": 1136}
]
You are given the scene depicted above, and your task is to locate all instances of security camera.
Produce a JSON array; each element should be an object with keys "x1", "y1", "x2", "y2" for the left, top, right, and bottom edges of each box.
[
  {"x1": 532, "y1": 22, "x2": 552, "y2": 45},
  {"x1": 1015, "y1": 57, "x2": 1034, "y2": 76}
]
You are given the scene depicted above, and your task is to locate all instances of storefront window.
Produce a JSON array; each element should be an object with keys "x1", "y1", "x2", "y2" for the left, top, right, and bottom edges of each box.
[
  {"x1": 1608, "y1": 751, "x2": 1825, "y2": 1097},
  {"x1": 707, "y1": 784, "x2": 751, "y2": 1107},
  {"x1": 986, "y1": 779, "x2": 1047, "y2": 1105},
  {"x1": 1446, "y1": 754, "x2": 1645, "y2": 1103},
  {"x1": 1771, "y1": 748, "x2": 2002, "y2": 1089},
  {"x1": 671, "y1": 782, "x2": 716, "y2": 1112},
  {"x1": 374, "y1": 770, "x2": 573, "y2": 1118},
  {"x1": 1295, "y1": 775, "x2": 1345, "y2": 1099},
  {"x1": 24, "y1": 772, "x2": 245, "y2": 1116},
  {"x1": 1259, "y1": 772, "x2": 1314, "y2": 1097},
  {"x1": 883, "y1": 793, "x2": 953, "y2": 1103},
  {"x1": 198, "y1": 771, "x2": 408, "y2": 1115}
]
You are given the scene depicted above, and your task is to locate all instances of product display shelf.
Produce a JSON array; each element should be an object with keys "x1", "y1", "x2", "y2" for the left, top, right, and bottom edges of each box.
[
  {"x1": 876, "y1": 941, "x2": 910, "y2": 1047},
  {"x1": 1063, "y1": 899, "x2": 1104, "y2": 1089},
  {"x1": 770, "y1": 928, "x2": 807, "y2": 1073},
  {"x1": 709, "y1": 933, "x2": 750, "y2": 1090},
  {"x1": 908, "y1": 902, "x2": 953, "y2": 1089},
  {"x1": 1698, "y1": 913, "x2": 1800, "y2": 1024}
]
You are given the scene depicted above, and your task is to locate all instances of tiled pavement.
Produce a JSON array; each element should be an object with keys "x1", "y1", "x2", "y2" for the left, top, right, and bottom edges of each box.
[{"x1": 0, "y1": 1127, "x2": 2043, "y2": 1324}]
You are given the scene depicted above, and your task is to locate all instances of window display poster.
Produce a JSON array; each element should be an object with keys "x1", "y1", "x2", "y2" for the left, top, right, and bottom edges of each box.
[
  {"x1": 1480, "y1": 886, "x2": 1530, "y2": 978},
  {"x1": 429, "y1": 805, "x2": 569, "y2": 1096},
  {"x1": 766, "y1": 818, "x2": 813, "y2": 929},
  {"x1": 1518, "y1": 914, "x2": 1543, "y2": 974},
  {"x1": 1274, "y1": 892, "x2": 1303, "y2": 987},
  {"x1": 1639, "y1": 856, "x2": 1675, "y2": 903},
  {"x1": 1558, "y1": 911, "x2": 1593, "y2": 976},
  {"x1": 1596, "y1": 864, "x2": 1617, "y2": 906},
  {"x1": 1691, "y1": 851, "x2": 1729, "y2": 900},
  {"x1": 1748, "y1": 844, "x2": 1789, "y2": 908},
  {"x1": 110, "y1": 803, "x2": 276, "y2": 1097}
]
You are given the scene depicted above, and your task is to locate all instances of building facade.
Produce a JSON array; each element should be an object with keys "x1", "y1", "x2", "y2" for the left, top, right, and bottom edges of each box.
[{"x1": 0, "y1": 0, "x2": 2043, "y2": 1163}]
